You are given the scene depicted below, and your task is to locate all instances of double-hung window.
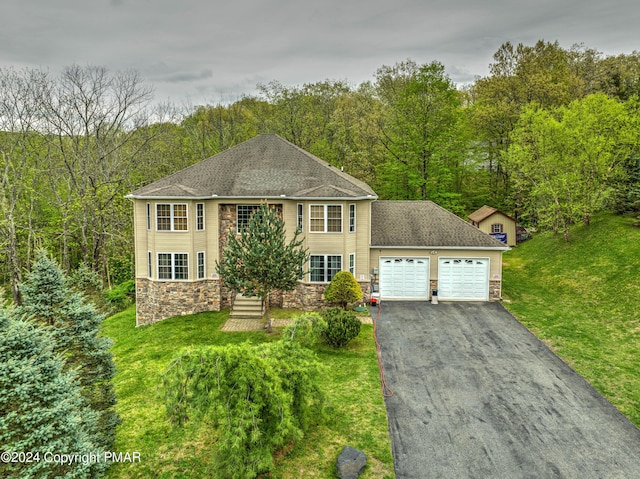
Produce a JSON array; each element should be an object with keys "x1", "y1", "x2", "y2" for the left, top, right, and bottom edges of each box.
[
  {"x1": 196, "y1": 203, "x2": 205, "y2": 231},
  {"x1": 491, "y1": 223, "x2": 503, "y2": 233},
  {"x1": 309, "y1": 205, "x2": 342, "y2": 233},
  {"x1": 197, "y1": 251, "x2": 206, "y2": 279},
  {"x1": 297, "y1": 204, "x2": 304, "y2": 231},
  {"x1": 156, "y1": 204, "x2": 188, "y2": 231},
  {"x1": 158, "y1": 253, "x2": 189, "y2": 280},
  {"x1": 349, "y1": 253, "x2": 356, "y2": 276},
  {"x1": 310, "y1": 255, "x2": 342, "y2": 282},
  {"x1": 349, "y1": 204, "x2": 356, "y2": 232}
]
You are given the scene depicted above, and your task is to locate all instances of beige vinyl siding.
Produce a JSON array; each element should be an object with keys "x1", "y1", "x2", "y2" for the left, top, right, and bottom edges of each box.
[
  {"x1": 135, "y1": 199, "x2": 216, "y2": 281},
  {"x1": 478, "y1": 213, "x2": 517, "y2": 247},
  {"x1": 299, "y1": 199, "x2": 373, "y2": 283},
  {"x1": 135, "y1": 198, "x2": 375, "y2": 284}
]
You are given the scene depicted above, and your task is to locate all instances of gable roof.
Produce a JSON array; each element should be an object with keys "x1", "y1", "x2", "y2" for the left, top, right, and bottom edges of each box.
[
  {"x1": 371, "y1": 201, "x2": 509, "y2": 249},
  {"x1": 468, "y1": 205, "x2": 516, "y2": 223},
  {"x1": 127, "y1": 134, "x2": 377, "y2": 200}
]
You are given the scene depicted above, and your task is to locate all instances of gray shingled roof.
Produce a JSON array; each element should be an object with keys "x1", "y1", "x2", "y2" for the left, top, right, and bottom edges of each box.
[
  {"x1": 371, "y1": 201, "x2": 508, "y2": 248},
  {"x1": 128, "y1": 134, "x2": 377, "y2": 199}
]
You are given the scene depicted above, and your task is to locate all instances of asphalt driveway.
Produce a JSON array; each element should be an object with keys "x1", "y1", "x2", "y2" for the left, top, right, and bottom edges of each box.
[{"x1": 374, "y1": 301, "x2": 640, "y2": 479}]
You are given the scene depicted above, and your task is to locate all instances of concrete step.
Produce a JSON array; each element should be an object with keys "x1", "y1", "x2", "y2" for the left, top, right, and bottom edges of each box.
[{"x1": 230, "y1": 293, "x2": 264, "y2": 319}]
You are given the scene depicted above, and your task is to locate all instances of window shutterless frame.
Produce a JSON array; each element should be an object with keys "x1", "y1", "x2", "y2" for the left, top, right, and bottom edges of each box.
[
  {"x1": 309, "y1": 254, "x2": 342, "y2": 282},
  {"x1": 309, "y1": 204, "x2": 343, "y2": 233},
  {"x1": 196, "y1": 203, "x2": 205, "y2": 231},
  {"x1": 157, "y1": 252, "x2": 189, "y2": 280},
  {"x1": 156, "y1": 204, "x2": 188, "y2": 231},
  {"x1": 349, "y1": 204, "x2": 356, "y2": 232}
]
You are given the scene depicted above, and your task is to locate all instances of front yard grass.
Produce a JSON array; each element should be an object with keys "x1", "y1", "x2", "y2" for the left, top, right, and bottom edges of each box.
[
  {"x1": 502, "y1": 213, "x2": 640, "y2": 426},
  {"x1": 100, "y1": 306, "x2": 394, "y2": 478}
]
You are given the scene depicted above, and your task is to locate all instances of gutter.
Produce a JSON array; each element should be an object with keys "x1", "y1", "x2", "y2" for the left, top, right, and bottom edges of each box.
[{"x1": 371, "y1": 245, "x2": 511, "y2": 252}]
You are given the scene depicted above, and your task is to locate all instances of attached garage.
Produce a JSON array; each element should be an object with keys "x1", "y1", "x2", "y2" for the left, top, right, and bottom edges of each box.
[
  {"x1": 379, "y1": 257, "x2": 430, "y2": 299},
  {"x1": 370, "y1": 201, "x2": 510, "y2": 302},
  {"x1": 438, "y1": 258, "x2": 489, "y2": 300}
]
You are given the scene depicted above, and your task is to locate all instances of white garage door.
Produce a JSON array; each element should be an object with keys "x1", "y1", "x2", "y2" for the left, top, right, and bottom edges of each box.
[
  {"x1": 379, "y1": 257, "x2": 430, "y2": 299},
  {"x1": 438, "y1": 258, "x2": 489, "y2": 300}
]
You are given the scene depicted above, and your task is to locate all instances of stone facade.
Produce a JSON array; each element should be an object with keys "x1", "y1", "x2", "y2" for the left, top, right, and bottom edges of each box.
[{"x1": 136, "y1": 278, "x2": 231, "y2": 326}]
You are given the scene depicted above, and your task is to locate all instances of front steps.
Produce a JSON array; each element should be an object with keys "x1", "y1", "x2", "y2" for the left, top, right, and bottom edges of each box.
[{"x1": 229, "y1": 293, "x2": 264, "y2": 319}]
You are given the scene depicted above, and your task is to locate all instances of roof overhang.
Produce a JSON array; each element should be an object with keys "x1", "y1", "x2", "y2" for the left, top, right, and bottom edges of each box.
[
  {"x1": 371, "y1": 245, "x2": 511, "y2": 252},
  {"x1": 126, "y1": 194, "x2": 378, "y2": 201}
]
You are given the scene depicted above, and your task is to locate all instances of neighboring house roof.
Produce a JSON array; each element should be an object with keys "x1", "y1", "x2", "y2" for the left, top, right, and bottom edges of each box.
[
  {"x1": 371, "y1": 201, "x2": 509, "y2": 249},
  {"x1": 127, "y1": 134, "x2": 377, "y2": 200},
  {"x1": 468, "y1": 205, "x2": 516, "y2": 223}
]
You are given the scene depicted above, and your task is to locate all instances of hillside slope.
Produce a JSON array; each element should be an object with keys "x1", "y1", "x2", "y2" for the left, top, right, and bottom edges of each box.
[{"x1": 502, "y1": 214, "x2": 640, "y2": 425}]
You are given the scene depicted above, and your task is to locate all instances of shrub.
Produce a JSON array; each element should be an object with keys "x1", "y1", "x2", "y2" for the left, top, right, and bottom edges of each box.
[
  {"x1": 281, "y1": 313, "x2": 326, "y2": 347},
  {"x1": 104, "y1": 279, "x2": 136, "y2": 311},
  {"x1": 161, "y1": 341, "x2": 325, "y2": 479},
  {"x1": 323, "y1": 271, "x2": 363, "y2": 309},
  {"x1": 319, "y1": 307, "x2": 361, "y2": 348}
]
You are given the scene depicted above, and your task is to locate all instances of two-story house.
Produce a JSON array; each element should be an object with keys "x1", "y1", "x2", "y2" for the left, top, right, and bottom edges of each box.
[{"x1": 128, "y1": 134, "x2": 508, "y2": 326}]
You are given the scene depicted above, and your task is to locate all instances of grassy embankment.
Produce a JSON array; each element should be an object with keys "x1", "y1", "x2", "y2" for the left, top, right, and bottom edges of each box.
[
  {"x1": 101, "y1": 307, "x2": 395, "y2": 478},
  {"x1": 502, "y1": 213, "x2": 640, "y2": 426}
]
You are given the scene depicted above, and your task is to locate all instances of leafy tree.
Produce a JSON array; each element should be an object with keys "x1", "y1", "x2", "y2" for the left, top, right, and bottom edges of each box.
[
  {"x1": 161, "y1": 341, "x2": 325, "y2": 479},
  {"x1": 19, "y1": 250, "x2": 120, "y2": 450},
  {"x1": 216, "y1": 203, "x2": 308, "y2": 333},
  {"x1": 0, "y1": 311, "x2": 106, "y2": 478},
  {"x1": 324, "y1": 271, "x2": 363, "y2": 309},
  {"x1": 375, "y1": 60, "x2": 468, "y2": 210},
  {"x1": 506, "y1": 94, "x2": 639, "y2": 241}
]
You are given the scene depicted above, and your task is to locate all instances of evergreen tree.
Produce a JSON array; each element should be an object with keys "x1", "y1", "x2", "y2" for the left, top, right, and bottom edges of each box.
[
  {"x1": 19, "y1": 250, "x2": 120, "y2": 450},
  {"x1": 216, "y1": 203, "x2": 309, "y2": 333},
  {"x1": 0, "y1": 311, "x2": 106, "y2": 478}
]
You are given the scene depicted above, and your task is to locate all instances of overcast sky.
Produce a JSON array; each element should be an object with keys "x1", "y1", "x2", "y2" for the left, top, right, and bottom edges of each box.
[{"x1": 3, "y1": 0, "x2": 638, "y2": 106}]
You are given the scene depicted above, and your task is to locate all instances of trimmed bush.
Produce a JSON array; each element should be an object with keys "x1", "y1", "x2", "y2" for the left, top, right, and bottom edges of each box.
[
  {"x1": 320, "y1": 307, "x2": 361, "y2": 348},
  {"x1": 323, "y1": 271, "x2": 363, "y2": 309}
]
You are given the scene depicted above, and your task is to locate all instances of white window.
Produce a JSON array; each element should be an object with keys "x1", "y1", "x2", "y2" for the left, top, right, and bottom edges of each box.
[
  {"x1": 349, "y1": 253, "x2": 356, "y2": 276},
  {"x1": 197, "y1": 251, "x2": 205, "y2": 279},
  {"x1": 310, "y1": 255, "x2": 342, "y2": 282},
  {"x1": 237, "y1": 205, "x2": 260, "y2": 233},
  {"x1": 196, "y1": 203, "x2": 205, "y2": 231},
  {"x1": 349, "y1": 204, "x2": 356, "y2": 232},
  {"x1": 297, "y1": 203, "x2": 304, "y2": 231},
  {"x1": 156, "y1": 204, "x2": 188, "y2": 231},
  {"x1": 309, "y1": 205, "x2": 342, "y2": 233},
  {"x1": 146, "y1": 203, "x2": 151, "y2": 230},
  {"x1": 491, "y1": 223, "x2": 503, "y2": 233},
  {"x1": 147, "y1": 251, "x2": 152, "y2": 278},
  {"x1": 157, "y1": 253, "x2": 189, "y2": 280}
]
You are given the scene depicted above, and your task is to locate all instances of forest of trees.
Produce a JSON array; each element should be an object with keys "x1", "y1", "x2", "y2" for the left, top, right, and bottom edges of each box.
[{"x1": 1, "y1": 40, "x2": 640, "y2": 301}]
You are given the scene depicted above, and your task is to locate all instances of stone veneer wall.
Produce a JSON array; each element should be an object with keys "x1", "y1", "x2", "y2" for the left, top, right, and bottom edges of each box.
[
  {"x1": 489, "y1": 280, "x2": 501, "y2": 301},
  {"x1": 280, "y1": 281, "x2": 372, "y2": 310},
  {"x1": 136, "y1": 278, "x2": 232, "y2": 326}
]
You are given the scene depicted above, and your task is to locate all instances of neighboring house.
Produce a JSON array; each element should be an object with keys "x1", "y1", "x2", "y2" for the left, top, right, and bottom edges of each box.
[
  {"x1": 127, "y1": 134, "x2": 509, "y2": 326},
  {"x1": 468, "y1": 205, "x2": 518, "y2": 247}
]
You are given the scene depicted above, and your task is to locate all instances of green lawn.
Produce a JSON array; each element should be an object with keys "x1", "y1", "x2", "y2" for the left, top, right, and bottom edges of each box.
[
  {"x1": 502, "y1": 213, "x2": 640, "y2": 426},
  {"x1": 100, "y1": 307, "x2": 394, "y2": 478}
]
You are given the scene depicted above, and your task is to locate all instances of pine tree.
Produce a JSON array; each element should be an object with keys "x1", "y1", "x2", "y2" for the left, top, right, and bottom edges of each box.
[
  {"x1": 216, "y1": 203, "x2": 309, "y2": 333},
  {"x1": 19, "y1": 250, "x2": 120, "y2": 450},
  {"x1": 0, "y1": 312, "x2": 106, "y2": 478}
]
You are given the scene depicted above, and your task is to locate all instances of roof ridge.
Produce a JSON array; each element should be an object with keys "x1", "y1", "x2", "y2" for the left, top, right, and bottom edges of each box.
[{"x1": 275, "y1": 135, "x2": 377, "y2": 198}]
